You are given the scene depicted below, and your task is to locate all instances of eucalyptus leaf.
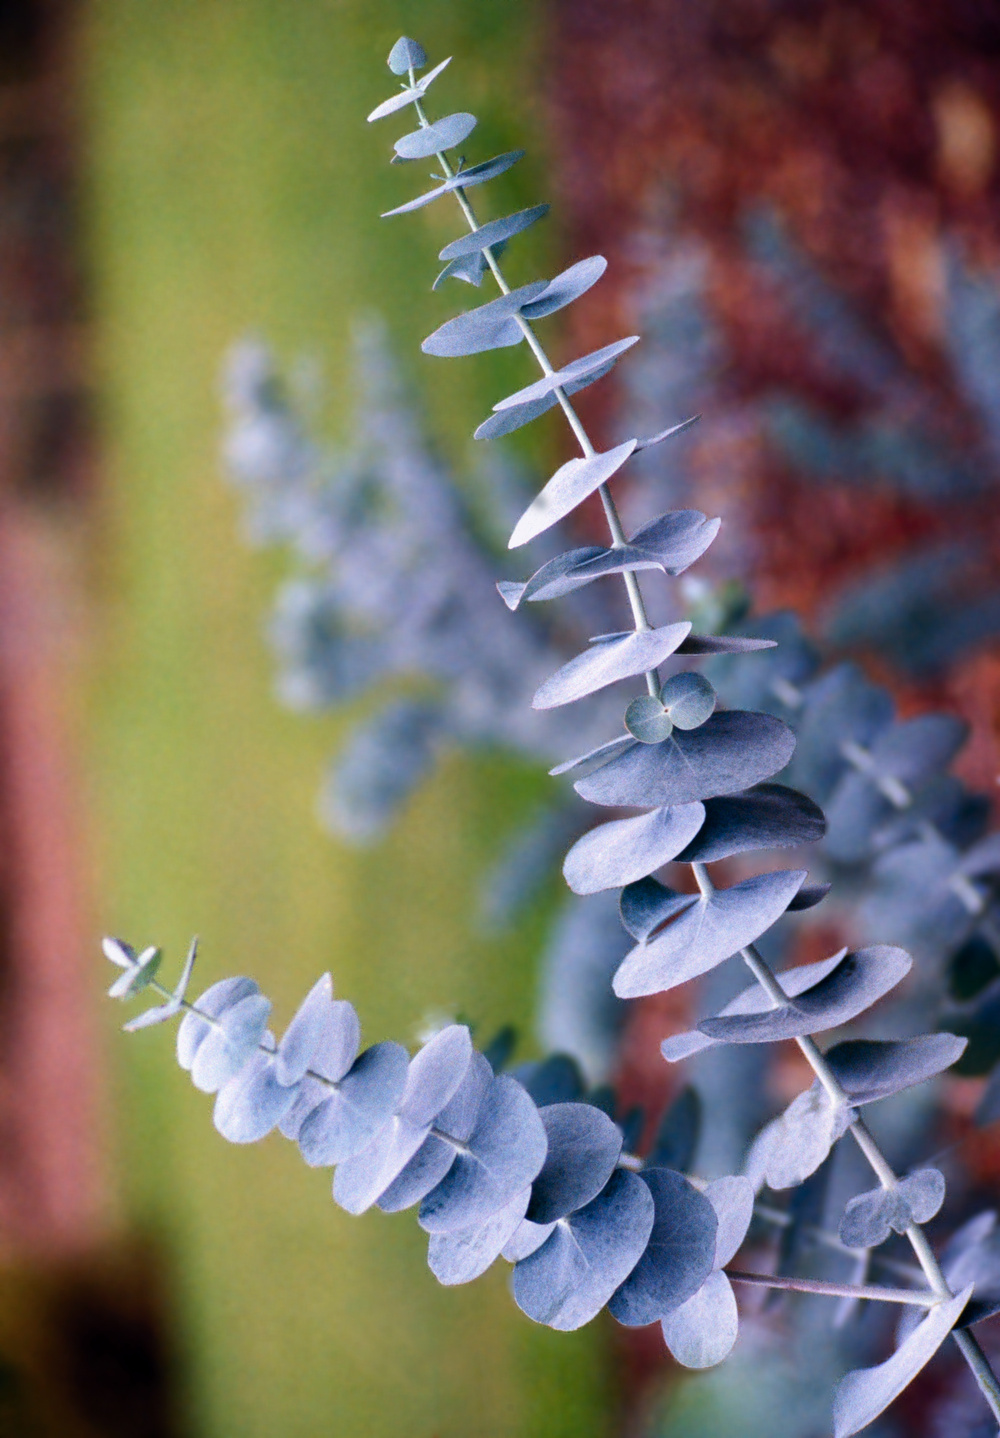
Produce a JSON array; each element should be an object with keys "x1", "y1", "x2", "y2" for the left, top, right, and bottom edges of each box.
[
  {"x1": 502, "y1": 1216, "x2": 557, "y2": 1262},
  {"x1": 381, "y1": 150, "x2": 525, "y2": 217},
  {"x1": 607, "y1": 1168, "x2": 717, "y2": 1325},
  {"x1": 495, "y1": 337, "x2": 639, "y2": 415},
  {"x1": 293, "y1": 1040, "x2": 409, "y2": 1160},
  {"x1": 675, "y1": 784, "x2": 826, "y2": 864},
  {"x1": 377, "y1": 1134, "x2": 457, "y2": 1213},
  {"x1": 393, "y1": 112, "x2": 476, "y2": 160},
  {"x1": 839, "y1": 1169, "x2": 945, "y2": 1249},
  {"x1": 515, "y1": 1054, "x2": 586, "y2": 1106},
  {"x1": 660, "y1": 1270, "x2": 739, "y2": 1369},
  {"x1": 678, "y1": 634, "x2": 778, "y2": 655},
  {"x1": 562, "y1": 802, "x2": 706, "y2": 895},
  {"x1": 549, "y1": 734, "x2": 636, "y2": 780},
  {"x1": 333, "y1": 1112, "x2": 431, "y2": 1215},
  {"x1": 634, "y1": 414, "x2": 701, "y2": 451},
  {"x1": 213, "y1": 1052, "x2": 299, "y2": 1144},
  {"x1": 399, "y1": 1024, "x2": 473, "y2": 1127},
  {"x1": 439, "y1": 204, "x2": 549, "y2": 260},
  {"x1": 646, "y1": 1088, "x2": 701, "y2": 1172},
  {"x1": 427, "y1": 1185, "x2": 531, "y2": 1285},
  {"x1": 525, "y1": 1103, "x2": 623, "y2": 1224},
  {"x1": 508, "y1": 439, "x2": 638, "y2": 549},
  {"x1": 624, "y1": 695, "x2": 674, "y2": 743},
  {"x1": 422, "y1": 282, "x2": 547, "y2": 358},
  {"x1": 367, "y1": 57, "x2": 452, "y2": 122},
  {"x1": 824, "y1": 1033, "x2": 967, "y2": 1105},
  {"x1": 177, "y1": 976, "x2": 260, "y2": 1070},
  {"x1": 432, "y1": 253, "x2": 490, "y2": 290},
  {"x1": 745, "y1": 1084, "x2": 854, "y2": 1190},
  {"x1": 387, "y1": 36, "x2": 427, "y2": 73},
  {"x1": 619, "y1": 876, "x2": 697, "y2": 943},
  {"x1": 276, "y1": 972, "x2": 336, "y2": 1086},
  {"x1": 532, "y1": 622, "x2": 691, "y2": 710},
  {"x1": 705, "y1": 1175, "x2": 755, "y2": 1267},
  {"x1": 190, "y1": 992, "x2": 272, "y2": 1094},
  {"x1": 660, "y1": 672, "x2": 717, "y2": 730},
  {"x1": 574, "y1": 711, "x2": 797, "y2": 809},
  {"x1": 476, "y1": 356, "x2": 619, "y2": 441},
  {"x1": 520, "y1": 256, "x2": 607, "y2": 320}
]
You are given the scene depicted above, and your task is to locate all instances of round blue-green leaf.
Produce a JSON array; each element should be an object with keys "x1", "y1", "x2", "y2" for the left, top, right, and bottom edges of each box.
[
  {"x1": 624, "y1": 695, "x2": 674, "y2": 744},
  {"x1": 394, "y1": 112, "x2": 476, "y2": 160},
  {"x1": 563, "y1": 802, "x2": 705, "y2": 895},
  {"x1": 294, "y1": 1040, "x2": 409, "y2": 1162},
  {"x1": 427, "y1": 1186, "x2": 531, "y2": 1286},
  {"x1": 660, "y1": 672, "x2": 717, "y2": 730}
]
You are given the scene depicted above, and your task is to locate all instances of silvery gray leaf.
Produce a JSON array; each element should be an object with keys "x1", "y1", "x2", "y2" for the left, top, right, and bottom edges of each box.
[
  {"x1": 549, "y1": 734, "x2": 636, "y2": 779},
  {"x1": 745, "y1": 1084, "x2": 854, "y2": 1190},
  {"x1": 613, "y1": 869, "x2": 808, "y2": 999},
  {"x1": 866, "y1": 713, "x2": 967, "y2": 788},
  {"x1": 418, "y1": 1074, "x2": 548, "y2": 1232},
  {"x1": 942, "y1": 1211, "x2": 1000, "y2": 1328},
  {"x1": 574, "y1": 711, "x2": 797, "y2": 809},
  {"x1": 439, "y1": 204, "x2": 549, "y2": 260},
  {"x1": 659, "y1": 672, "x2": 716, "y2": 730},
  {"x1": 525, "y1": 1103, "x2": 623, "y2": 1224},
  {"x1": 310, "y1": 999, "x2": 362, "y2": 1085},
  {"x1": 102, "y1": 936, "x2": 136, "y2": 970},
  {"x1": 677, "y1": 634, "x2": 778, "y2": 656},
  {"x1": 177, "y1": 976, "x2": 260, "y2": 1070},
  {"x1": 333, "y1": 1112, "x2": 431, "y2": 1214},
  {"x1": 377, "y1": 1133, "x2": 457, "y2": 1213},
  {"x1": 190, "y1": 992, "x2": 272, "y2": 1094},
  {"x1": 705, "y1": 1174, "x2": 755, "y2": 1267},
  {"x1": 399, "y1": 1023, "x2": 473, "y2": 1127},
  {"x1": 367, "y1": 59, "x2": 451, "y2": 122},
  {"x1": 432, "y1": 253, "x2": 489, "y2": 290},
  {"x1": 495, "y1": 337, "x2": 639, "y2": 414},
  {"x1": 646, "y1": 1087, "x2": 701, "y2": 1172},
  {"x1": 213, "y1": 1051, "x2": 299, "y2": 1144},
  {"x1": 832, "y1": 1286, "x2": 972, "y2": 1438},
  {"x1": 519, "y1": 256, "x2": 607, "y2": 320},
  {"x1": 825, "y1": 1034, "x2": 967, "y2": 1105},
  {"x1": 123, "y1": 999, "x2": 180, "y2": 1032},
  {"x1": 393, "y1": 112, "x2": 476, "y2": 160},
  {"x1": 699, "y1": 946, "x2": 913, "y2": 1045},
  {"x1": 675, "y1": 784, "x2": 827, "y2": 864},
  {"x1": 660, "y1": 951, "x2": 848, "y2": 1062},
  {"x1": 427, "y1": 1185, "x2": 531, "y2": 1286},
  {"x1": 513, "y1": 1169, "x2": 655, "y2": 1330},
  {"x1": 515, "y1": 1054, "x2": 585, "y2": 1106},
  {"x1": 502, "y1": 1216, "x2": 557, "y2": 1262},
  {"x1": 839, "y1": 1168, "x2": 945, "y2": 1249},
  {"x1": 562, "y1": 802, "x2": 706, "y2": 895},
  {"x1": 508, "y1": 439, "x2": 638, "y2": 549},
  {"x1": 108, "y1": 944, "x2": 162, "y2": 999},
  {"x1": 619, "y1": 876, "x2": 697, "y2": 943},
  {"x1": 381, "y1": 150, "x2": 525, "y2": 217},
  {"x1": 422, "y1": 282, "x2": 547, "y2": 358},
  {"x1": 434, "y1": 1051, "x2": 493, "y2": 1141},
  {"x1": 477, "y1": 391, "x2": 562, "y2": 441},
  {"x1": 634, "y1": 414, "x2": 701, "y2": 451},
  {"x1": 660, "y1": 1269, "x2": 739, "y2": 1369},
  {"x1": 294, "y1": 1040, "x2": 409, "y2": 1161},
  {"x1": 276, "y1": 972, "x2": 335, "y2": 1086},
  {"x1": 532, "y1": 622, "x2": 691, "y2": 710},
  {"x1": 607, "y1": 1169, "x2": 717, "y2": 1325},
  {"x1": 387, "y1": 36, "x2": 426, "y2": 73}
]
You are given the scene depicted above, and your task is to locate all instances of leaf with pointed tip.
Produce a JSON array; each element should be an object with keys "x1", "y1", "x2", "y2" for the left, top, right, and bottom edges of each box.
[
  {"x1": 525, "y1": 1103, "x2": 623, "y2": 1224},
  {"x1": 839, "y1": 1169, "x2": 945, "y2": 1249},
  {"x1": 124, "y1": 937, "x2": 198, "y2": 1031},
  {"x1": 394, "y1": 112, "x2": 476, "y2": 160},
  {"x1": 513, "y1": 1169, "x2": 655, "y2": 1330},
  {"x1": 496, "y1": 337, "x2": 639, "y2": 415},
  {"x1": 787, "y1": 883, "x2": 831, "y2": 911},
  {"x1": 619, "y1": 877, "x2": 697, "y2": 943},
  {"x1": 699, "y1": 945, "x2": 913, "y2": 1045},
  {"x1": 400, "y1": 1024, "x2": 473, "y2": 1126},
  {"x1": 613, "y1": 869, "x2": 808, "y2": 999},
  {"x1": 533, "y1": 623, "x2": 691, "y2": 710},
  {"x1": 419, "y1": 1075, "x2": 548, "y2": 1232},
  {"x1": 422, "y1": 282, "x2": 547, "y2": 357},
  {"x1": 509, "y1": 439, "x2": 638, "y2": 548},
  {"x1": 177, "y1": 976, "x2": 260, "y2": 1070},
  {"x1": 675, "y1": 784, "x2": 826, "y2": 864},
  {"x1": 440, "y1": 205, "x2": 550, "y2": 260},
  {"x1": 660, "y1": 1270, "x2": 739, "y2": 1369},
  {"x1": 520, "y1": 256, "x2": 607, "y2": 320},
  {"x1": 276, "y1": 973, "x2": 335, "y2": 1086},
  {"x1": 293, "y1": 1040, "x2": 409, "y2": 1161},
  {"x1": 107, "y1": 944, "x2": 161, "y2": 999},
  {"x1": 647, "y1": 1088, "x2": 701, "y2": 1172},
  {"x1": 475, "y1": 356, "x2": 620, "y2": 441},
  {"x1": 825, "y1": 1034, "x2": 967, "y2": 1105},
  {"x1": 310, "y1": 999, "x2": 362, "y2": 1085},
  {"x1": 549, "y1": 735, "x2": 636, "y2": 779},
  {"x1": 678, "y1": 634, "x2": 778, "y2": 656},
  {"x1": 563, "y1": 803, "x2": 706, "y2": 896},
  {"x1": 213, "y1": 1052, "x2": 299, "y2": 1143},
  {"x1": 832, "y1": 1286, "x2": 972, "y2": 1438},
  {"x1": 381, "y1": 150, "x2": 525, "y2": 217},
  {"x1": 575, "y1": 711, "x2": 797, "y2": 809},
  {"x1": 190, "y1": 993, "x2": 272, "y2": 1093},
  {"x1": 706, "y1": 1175, "x2": 755, "y2": 1267},
  {"x1": 387, "y1": 36, "x2": 426, "y2": 73},
  {"x1": 102, "y1": 936, "x2": 136, "y2": 970},
  {"x1": 515, "y1": 1054, "x2": 586, "y2": 1107},
  {"x1": 942, "y1": 1211, "x2": 1000, "y2": 1329},
  {"x1": 635, "y1": 414, "x2": 701, "y2": 451},
  {"x1": 608, "y1": 1169, "x2": 717, "y2": 1325},
  {"x1": 428, "y1": 1186, "x2": 531, "y2": 1286},
  {"x1": 745, "y1": 1084, "x2": 854, "y2": 1190},
  {"x1": 661, "y1": 952, "x2": 849, "y2": 1062},
  {"x1": 367, "y1": 58, "x2": 452, "y2": 122},
  {"x1": 432, "y1": 252, "x2": 489, "y2": 290}
]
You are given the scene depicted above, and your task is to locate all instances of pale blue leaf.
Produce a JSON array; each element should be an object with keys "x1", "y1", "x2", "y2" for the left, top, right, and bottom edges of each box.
[
  {"x1": 377, "y1": 1133, "x2": 456, "y2": 1213},
  {"x1": 574, "y1": 711, "x2": 797, "y2": 809},
  {"x1": 399, "y1": 1024, "x2": 473, "y2": 1127},
  {"x1": 705, "y1": 1175, "x2": 755, "y2": 1267},
  {"x1": 387, "y1": 36, "x2": 426, "y2": 73},
  {"x1": 675, "y1": 784, "x2": 826, "y2": 864},
  {"x1": 509, "y1": 439, "x2": 638, "y2": 548},
  {"x1": 495, "y1": 337, "x2": 639, "y2": 414},
  {"x1": 832, "y1": 1286, "x2": 973, "y2": 1438},
  {"x1": 367, "y1": 58, "x2": 452, "y2": 123},
  {"x1": 333, "y1": 1113, "x2": 430, "y2": 1214},
  {"x1": 625, "y1": 695, "x2": 674, "y2": 743},
  {"x1": 698, "y1": 945, "x2": 913, "y2": 1045},
  {"x1": 520, "y1": 256, "x2": 607, "y2": 320},
  {"x1": 381, "y1": 150, "x2": 525, "y2": 216},
  {"x1": 427, "y1": 1185, "x2": 531, "y2": 1285},
  {"x1": 432, "y1": 253, "x2": 490, "y2": 290},
  {"x1": 439, "y1": 204, "x2": 550, "y2": 260},
  {"x1": 613, "y1": 869, "x2": 808, "y2": 999},
  {"x1": 634, "y1": 414, "x2": 701, "y2": 451},
  {"x1": 276, "y1": 973, "x2": 335, "y2": 1086},
  {"x1": 525, "y1": 1103, "x2": 623, "y2": 1224},
  {"x1": 107, "y1": 945, "x2": 161, "y2": 999},
  {"x1": 293, "y1": 1040, "x2": 408, "y2": 1160},
  {"x1": 745, "y1": 1084, "x2": 854, "y2": 1190},
  {"x1": 607, "y1": 1169, "x2": 717, "y2": 1325},
  {"x1": 475, "y1": 354, "x2": 620, "y2": 440},
  {"x1": 839, "y1": 1169, "x2": 945, "y2": 1249},
  {"x1": 394, "y1": 112, "x2": 476, "y2": 160},
  {"x1": 177, "y1": 976, "x2": 259, "y2": 1070},
  {"x1": 190, "y1": 993, "x2": 272, "y2": 1093},
  {"x1": 660, "y1": 1270, "x2": 739, "y2": 1369},
  {"x1": 549, "y1": 734, "x2": 636, "y2": 779},
  {"x1": 502, "y1": 1216, "x2": 556, "y2": 1262},
  {"x1": 678, "y1": 634, "x2": 778, "y2": 655},
  {"x1": 562, "y1": 802, "x2": 706, "y2": 896},
  {"x1": 310, "y1": 999, "x2": 362, "y2": 1085},
  {"x1": 660, "y1": 672, "x2": 717, "y2": 730},
  {"x1": 102, "y1": 937, "x2": 135, "y2": 970},
  {"x1": 513, "y1": 1169, "x2": 655, "y2": 1330},
  {"x1": 532, "y1": 622, "x2": 691, "y2": 710},
  {"x1": 422, "y1": 282, "x2": 547, "y2": 357},
  {"x1": 825, "y1": 1033, "x2": 967, "y2": 1105},
  {"x1": 213, "y1": 1052, "x2": 299, "y2": 1143},
  {"x1": 434, "y1": 1051, "x2": 494, "y2": 1141}
]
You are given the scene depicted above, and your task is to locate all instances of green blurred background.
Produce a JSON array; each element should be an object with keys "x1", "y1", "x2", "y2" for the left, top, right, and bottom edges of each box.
[{"x1": 83, "y1": 2, "x2": 608, "y2": 1434}]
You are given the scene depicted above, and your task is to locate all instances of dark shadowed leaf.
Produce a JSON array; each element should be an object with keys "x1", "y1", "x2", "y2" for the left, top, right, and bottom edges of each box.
[
  {"x1": 394, "y1": 112, "x2": 476, "y2": 160},
  {"x1": 213, "y1": 1052, "x2": 299, "y2": 1143},
  {"x1": 839, "y1": 1169, "x2": 945, "y2": 1249},
  {"x1": 533, "y1": 623, "x2": 691, "y2": 710},
  {"x1": 520, "y1": 256, "x2": 607, "y2": 319},
  {"x1": 745, "y1": 1084, "x2": 854, "y2": 1190},
  {"x1": 427, "y1": 1185, "x2": 531, "y2": 1285},
  {"x1": 660, "y1": 1270, "x2": 739, "y2": 1369},
  {"x1": 440, "y1": 205, "x2": 550, "y2": 260},
  {"x1": 292, "y1": 1040, "x2": 409, "y2": 1159},
  {"x1": 619, "y1": 876, "x2": 697, "y2": 942},
  {"x1": 422, "y1": 282, "x2": 547, "y2": 357},
  {"x1": 678, "y1": 634, "x2": 777, "y2": 655},
  {"x1": 832, "y1": 1286, "x2": 972, "y2": 1438},
  {"x1": 613, "y1": 870, "x2": 808, "y2": 999},
  {"x1": 381, "y1": 151, "x2": 525, "y2": 216},
  {"x1": 676, "y1": 785, "x2": 826, "y2": 864},
  {"x1": 825, "y1": 1034, "x2": 967, "y2": 1105},
  {"x1": 525, "y1": 1103, "x2": 623, "y2": 1224},
  {"x1": 608, "y1": 1169, "x2": 717, "y2": 1325},
  {"x1": 699, "y1": 946, "x2": 913, "y2": 1044},
  {"x1": 515, "y1": 1054, "x2": 586, "y2": 1106},
  {"x1": 647, "y1": 1088, "x2": 702, "y2": 1172},
  {"x1": 513, "y1": 1169, "x2": 655, "y2": 1330},
  {"x1": 575, "y1": 711, "x2": 797, "y2": 809},
  {"x1": 509, "y1": 440, "x2": 638, "y2": 548},
  {"x1": 563, "y1": 803, "x2": 706, "y2": 896}
]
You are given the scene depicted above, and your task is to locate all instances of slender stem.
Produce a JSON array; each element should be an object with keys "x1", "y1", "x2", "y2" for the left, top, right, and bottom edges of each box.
[{"x1": 726, "y1": 1269, "x2": 938, "y2": 1308}]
